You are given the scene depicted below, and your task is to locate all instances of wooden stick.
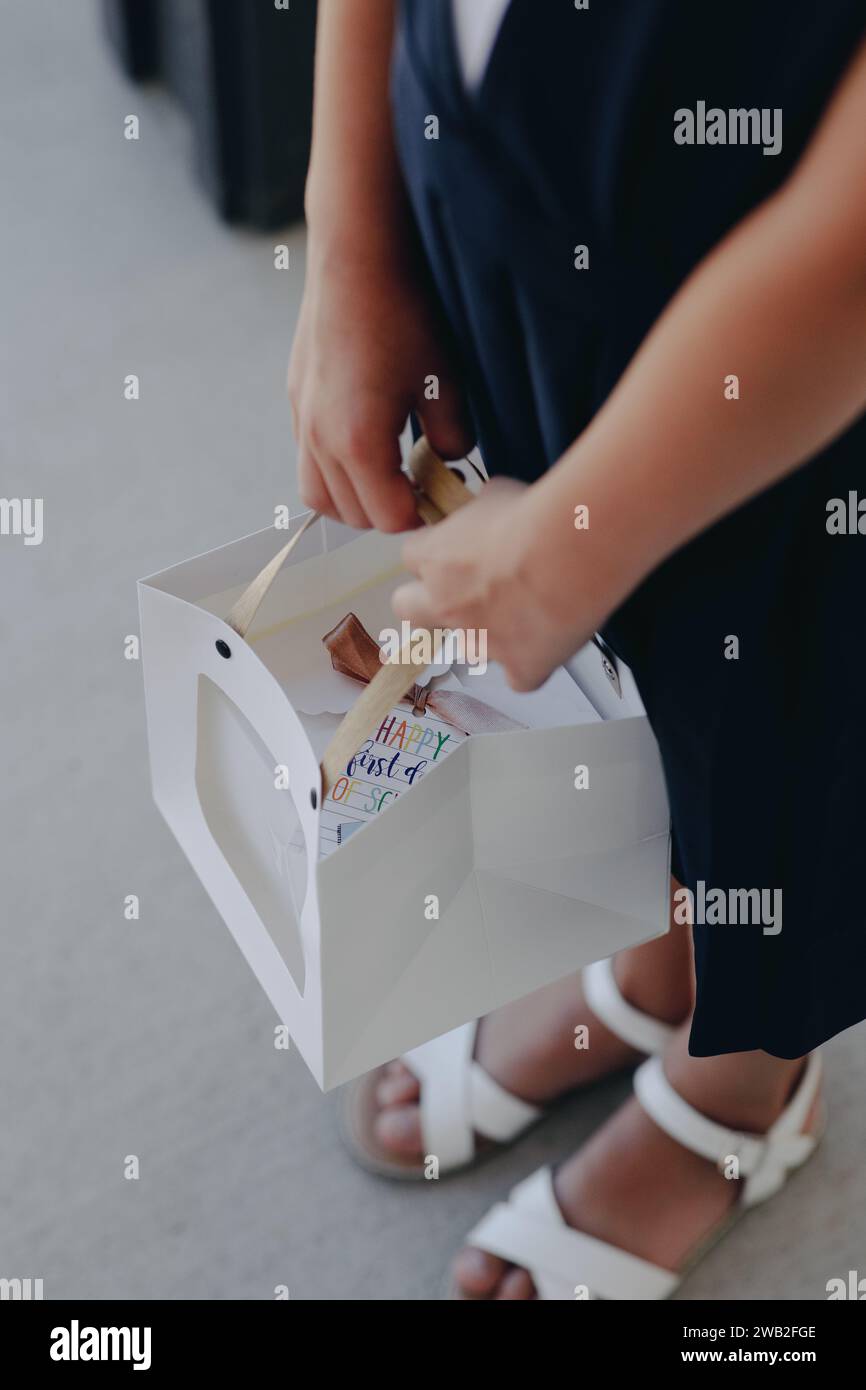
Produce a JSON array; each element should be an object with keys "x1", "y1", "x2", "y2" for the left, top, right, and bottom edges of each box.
[
  {"x1": 406, "y1": 436, "x2": 473, "y2": 518},
  {"x1": 319, "y1": 640, "x2": 423, "y2": 794},
  {"x1": 320, "y1": 445, "x2": 473, "y2": 795}
]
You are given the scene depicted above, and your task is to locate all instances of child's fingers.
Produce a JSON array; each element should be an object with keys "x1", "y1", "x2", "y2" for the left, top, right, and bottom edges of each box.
[
  {"x1": 416, "y1": 379, "x2": 476, "y2": 463},
  {"x1": 392, "y1": 579, "x2": 436, "y2": 632},
  {"x1": 401, "y1": 524, "x2": 436, "y2": 573},
  {"x1": 347, "y1": 429, "x2": 420, "y2": 534},
  {"x1": 317, "y1": 454, "x2": 372, "y2": 530},
  {"x1": 297, "y1": 444, "x2": 339, "y2": 520}
]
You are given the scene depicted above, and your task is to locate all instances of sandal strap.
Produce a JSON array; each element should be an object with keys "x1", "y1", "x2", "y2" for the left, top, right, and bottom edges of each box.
[
  {"x1": 404, "y1": 953, "x2": 677, "y2": 1173},
  {"x1": 467, "y1": 1167, "x2": 678, "y2": 1301},
  {"x1": 468, "y1": 1060, "x2": 541, "y2": 1143},
  {"x1": 634, "y1": 1053, "x2": 821, "y2": 1207},
  {"x1": 403, "y1": 1023, "x2": 540, "y2": 1171},
  {"x1": 583, "y1": 957, "x2": 675, "y2": 1056}
]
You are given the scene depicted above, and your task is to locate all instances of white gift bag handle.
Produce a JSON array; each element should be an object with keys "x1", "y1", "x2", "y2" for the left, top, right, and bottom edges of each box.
[{"x1": 226, "y1": 436, "x2": 474, "y2": 796}]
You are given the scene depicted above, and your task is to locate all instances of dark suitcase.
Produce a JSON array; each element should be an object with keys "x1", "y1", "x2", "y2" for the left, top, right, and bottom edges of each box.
[{"x1": 102, "y1": 0, "x2": 317, "y2": 228}]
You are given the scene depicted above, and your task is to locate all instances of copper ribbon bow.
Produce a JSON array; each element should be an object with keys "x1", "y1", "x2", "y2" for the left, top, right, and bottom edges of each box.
[{"x1": 322, "y1": 613, "x2": 524, "y2": 735}]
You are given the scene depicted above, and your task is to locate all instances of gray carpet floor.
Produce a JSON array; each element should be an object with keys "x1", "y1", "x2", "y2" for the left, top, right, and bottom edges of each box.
[{"x1": 1, "y1": 0, "x2": 862, "y2": 1300}]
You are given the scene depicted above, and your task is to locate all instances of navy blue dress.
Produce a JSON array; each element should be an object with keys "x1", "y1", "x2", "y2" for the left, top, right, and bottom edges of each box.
[{"x1": 391, "y1": 0, "x2": 866, "y2": 1058}]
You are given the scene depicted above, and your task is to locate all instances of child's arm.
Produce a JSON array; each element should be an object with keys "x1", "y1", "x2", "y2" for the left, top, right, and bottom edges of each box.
[
  {"x1": 398, "y1": 36, "x2": 866, "y2": 690},
  {"x1": 303, "y1": 0, "x2": 402, "y2": 240},
  {"x1": 523, "y1": 35, "x2": 866, "y2": 653},
  {"x1": 289, "y1": 0, "x2": 473, "y2": 533}
]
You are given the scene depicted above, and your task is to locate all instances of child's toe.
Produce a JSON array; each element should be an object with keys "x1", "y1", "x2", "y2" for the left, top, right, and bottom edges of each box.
[
  {"x1": 373, "y1": 1102, "x2": 423, "y2": 1155},
  {"x1": 453, "y1": 1246, "x2": 508, "y2": 1298},
  {"x1": 496, "y1": 1266, "x2": 536, "y2": 1300},
  {"x1": 375, "y1": 1070, "x2": 421, "y2": 1106}
]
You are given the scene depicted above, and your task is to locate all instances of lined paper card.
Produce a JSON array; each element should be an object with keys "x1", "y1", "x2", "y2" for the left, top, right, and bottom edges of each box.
[{"x1": 318, "y1": 705, "x2": 464, "y2": 858}]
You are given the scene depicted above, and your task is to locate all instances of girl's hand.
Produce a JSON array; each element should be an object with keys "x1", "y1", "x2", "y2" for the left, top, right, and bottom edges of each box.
[
  {"x1": 393, "y1": 478, "x2": 601, "y2": 692},
  {"x1": 290, "y1": 0, "x2": 472, "y2": 531},
  {"x1": 288, "y1": 231, "x2": 474, "y2": 533}
]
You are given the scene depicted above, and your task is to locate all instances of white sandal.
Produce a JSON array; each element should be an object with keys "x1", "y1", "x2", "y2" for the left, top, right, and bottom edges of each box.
[
  {"x1": 452, "y1": 1049, "x2": 824, "y2": 1298},
  {"x1": 339, "y1": 957, "x2": 676, "y2": 1179}
]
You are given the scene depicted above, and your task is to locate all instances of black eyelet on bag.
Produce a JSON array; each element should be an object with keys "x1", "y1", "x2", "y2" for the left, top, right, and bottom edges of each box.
[
  {"x1": 310, "y1": 789, "x2": 318, "y2": 810},
  {"x1": 215, "y1": 639, "x2": 232, "y2": 659}
]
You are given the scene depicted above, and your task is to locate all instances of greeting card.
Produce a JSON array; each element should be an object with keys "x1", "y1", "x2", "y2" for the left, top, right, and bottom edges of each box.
[{"x1": 318, "y1": 704, "x2": 465, "y2": 857}]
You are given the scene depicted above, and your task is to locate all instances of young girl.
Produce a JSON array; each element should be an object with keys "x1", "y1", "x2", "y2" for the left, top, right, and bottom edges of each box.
[{"x1": 289, "y1": 0, "x2": 866, "y2": 1299}]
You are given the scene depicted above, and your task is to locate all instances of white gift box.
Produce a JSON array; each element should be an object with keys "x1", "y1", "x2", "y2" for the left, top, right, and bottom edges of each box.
[{"x1": 139, "y1": 507, "x2": 670, "y2": 1091}]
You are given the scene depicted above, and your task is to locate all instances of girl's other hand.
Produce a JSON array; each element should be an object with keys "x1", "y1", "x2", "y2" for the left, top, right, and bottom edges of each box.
[{"x1": 393, "y1": 478, "x2": 600, "y2": 692}]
